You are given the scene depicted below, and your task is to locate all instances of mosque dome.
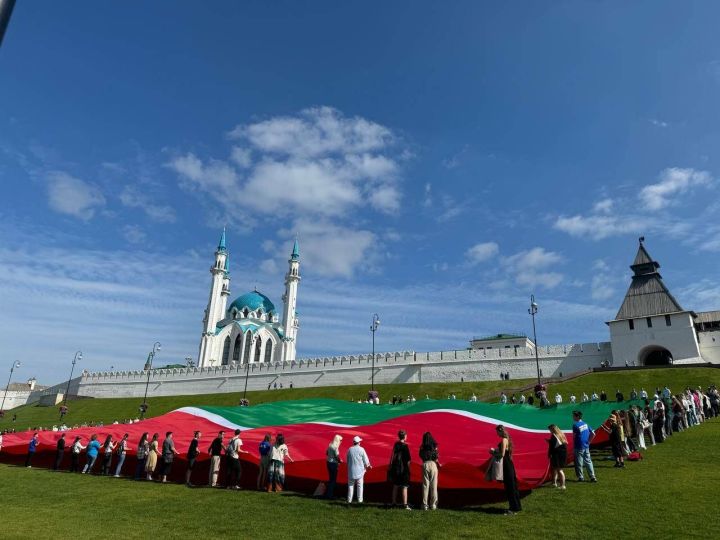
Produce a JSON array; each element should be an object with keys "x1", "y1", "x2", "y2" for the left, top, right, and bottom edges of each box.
[{"x1": 228, "y1": 291, "x2": 276, "y2": 316}]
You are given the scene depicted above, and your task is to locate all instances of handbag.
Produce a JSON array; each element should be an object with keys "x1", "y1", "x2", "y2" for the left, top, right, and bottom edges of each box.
[{"x1": 484, "y1": 456, "x2": 504, "y2": 482}]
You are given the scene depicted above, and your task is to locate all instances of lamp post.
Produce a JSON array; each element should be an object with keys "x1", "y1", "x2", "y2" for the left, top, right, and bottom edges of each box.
[
  {"x1": 1, "y1": 360, "x2": 21, "y2": 413},
  {"x1": 140, "y1": 342, "x2": 161, "y2": 419},
  {"x1": 59, "y1": 351, "x2": 82, "y2": 420},
  {"x1": 528, "y1": 295, "x2": 541, "y2": 385},
  {"x1": 370, "y1": 313, "x2": 380, "y2": 390}
]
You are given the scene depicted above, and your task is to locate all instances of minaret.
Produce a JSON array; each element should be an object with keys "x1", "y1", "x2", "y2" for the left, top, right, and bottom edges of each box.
[
  {"x1": 281, "y1": 238, "x2": 301, "y2": 362},
  {"x1": 198, "y1": 229, "x2": 229, "y2": 367}
]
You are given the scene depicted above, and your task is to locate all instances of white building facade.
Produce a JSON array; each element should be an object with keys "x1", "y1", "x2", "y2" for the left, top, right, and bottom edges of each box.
[{"x1": 197, "y1": 231, "x2": 300, "y2": 368}]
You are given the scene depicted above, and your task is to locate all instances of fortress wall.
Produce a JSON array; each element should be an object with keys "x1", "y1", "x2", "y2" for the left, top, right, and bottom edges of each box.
[{"x1": 76, "y1": 343, "x2": 613, "y2": 399}]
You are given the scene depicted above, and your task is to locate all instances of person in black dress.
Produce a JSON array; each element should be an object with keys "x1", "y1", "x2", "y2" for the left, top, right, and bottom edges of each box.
[
  {"x1": 606, "y1": 416, "x2": 625, "y2": 468},
  {"x1": 495, "y1": 425, "x2": 521, "y2": 514},
  {"x1": 547, "y1": 424, "x2": 567, "y2": 489},
  {"x1": 388, "y1": 430, "x2": 411, "y2": 509},
  {"x1": 53, "y1": 433, "x2": 66, "y2": 471},
  {"x1": 185, "y1": 431, "x2": 201, "y2": 487}
]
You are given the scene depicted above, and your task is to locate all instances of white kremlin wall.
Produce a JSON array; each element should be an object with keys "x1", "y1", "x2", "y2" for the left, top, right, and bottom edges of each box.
[{"x1": 76, "y1": 342, "x2": 613, "y2": 399}]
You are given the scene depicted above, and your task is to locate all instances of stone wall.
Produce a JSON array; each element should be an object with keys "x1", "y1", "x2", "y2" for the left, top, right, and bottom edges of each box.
[
  {"x1": 699, "y1": 330, "x2": 720, "y2": 364},
  {"x1": 76, "y1": 343, "x2": 613, "y2": 399}
]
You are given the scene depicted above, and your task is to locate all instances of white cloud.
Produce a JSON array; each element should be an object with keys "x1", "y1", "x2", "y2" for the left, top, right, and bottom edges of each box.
[
  {"x1": 230, "y1": 147, "x2": 252, "y2": 168},
  {"x1": 119, "y1": 185, "x2": 177, "y2": 223},
  {"x1": 122, "y1": 224, "x2": 147, "y2": 244},
  {"x1": 465, "y1": 242, "x2": 499, "y2": 265},
  {"x1": 639, "y1": 167, "x2": 712, "y2": 211},
  {"x1": 422, "y1": 183, "x2": 432, "y2": 207},
  {"x1": 649, "y1": 119, "x2": 669, "y2": 128},
  {"x1": 554, "y1": 214, "x2": 647, "y2": 240},
  {"x1": 593, "y1": 198, "x2": 614, "y2": 214},
  {"x1": 169, "y1": 107, "x2": 404, "y2": 224},
  {"x1": 46, "y1": 171, "x2": 105, "y2": 221},
  {"x1": 502, "y1": 247, "x2": 564, "y2": 290}
]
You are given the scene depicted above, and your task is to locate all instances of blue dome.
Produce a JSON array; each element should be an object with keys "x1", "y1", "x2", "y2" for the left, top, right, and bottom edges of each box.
[{"x1": 228, "y1": 291, "x2": 276, "y2": 315}]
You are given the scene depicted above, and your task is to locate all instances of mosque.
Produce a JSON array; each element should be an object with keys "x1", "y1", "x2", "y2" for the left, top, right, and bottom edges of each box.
[{"x1": 197, "y1": 230, "x2": 300, "y2": 368}]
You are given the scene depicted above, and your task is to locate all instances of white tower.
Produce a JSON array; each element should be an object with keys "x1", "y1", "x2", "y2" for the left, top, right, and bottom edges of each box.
[
  {"x1": 281, "y1": 238, "x2": 301, "y2": 362},
  {"x1": 198, "y1": 229, "x2": 230, "y2": 367}
]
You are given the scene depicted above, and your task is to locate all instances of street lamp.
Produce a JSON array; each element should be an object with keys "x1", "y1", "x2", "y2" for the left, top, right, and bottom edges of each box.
[
  {"x1": 1, "y1": 360, "x2": 21, "y2": 414},
  {"x1": 528, "y1": 295, "x2": 541, "y2": 385},
  {"x1": 140, "y1": 342, "x2": 161, "y2": 419},
  {"x1": 243, "y1": 335, "x2": 257, "y2": 400},
  {"x1": 370, "y1": 314, "x2": 380, "y2": 390},
  {"x1": 60, "y1": 351, "x2": 82, "y2": 420}
]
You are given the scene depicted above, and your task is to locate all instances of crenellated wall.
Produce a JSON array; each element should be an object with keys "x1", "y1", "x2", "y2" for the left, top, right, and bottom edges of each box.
[{"x1": 75, "y1": 343, "x2": 613, "y2": 399}]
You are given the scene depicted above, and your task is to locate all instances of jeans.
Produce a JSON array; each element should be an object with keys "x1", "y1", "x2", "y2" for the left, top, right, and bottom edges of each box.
[
  {"x1": 347, "y1": 476, "x2": 364, "y2": 503},
  {"x1": 326, "y1": 461, "x2": 338, "y2": 499},
  {"x1": 115, "y1": 454, "x2": 126, "y2": 476},
  {"x1": 83, "y1": 454, "x2": 97, "y2": 473},
  {"x1": 573, "y1": 448, "x2": 595, "y2": 480},
  {"x1": 422, "y1": 460, "x2": 438, "y2": 509}
]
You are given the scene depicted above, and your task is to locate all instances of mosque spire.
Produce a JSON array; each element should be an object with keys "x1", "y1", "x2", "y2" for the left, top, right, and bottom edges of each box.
[
  {"x1": 291, "y1": 235, "x2": 300, "y2": 260},
  {"x1": 218, "y1": 227, "x2": 227, "y2": 252}
]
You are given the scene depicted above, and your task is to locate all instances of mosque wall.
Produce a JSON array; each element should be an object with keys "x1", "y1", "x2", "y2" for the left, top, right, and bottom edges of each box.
[{"x1": 75, "y1": 342, "x2": 613, "y2": 399}]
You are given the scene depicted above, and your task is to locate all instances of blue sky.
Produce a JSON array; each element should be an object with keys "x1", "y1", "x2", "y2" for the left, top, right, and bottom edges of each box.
[{"x1": 1, "y1": 1, "x2": 719, "y2": 384}]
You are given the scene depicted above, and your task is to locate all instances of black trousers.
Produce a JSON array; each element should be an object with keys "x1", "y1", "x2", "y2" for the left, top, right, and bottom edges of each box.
[
  {"x1": 502, "y1": 457, "x2": 522, "y2": 512},
  {"x1": 226, "y1": 457, "x2": 241, "y2": 486},
  {"x1": 70, "y1": 453, "x2": 80, "y2": 472},
  {"x1": 25, "y1": 451, "x2": 35, "y2": 467},
  {"x1": 54, "y1": 450, "x2": 63, "y2": 470}
]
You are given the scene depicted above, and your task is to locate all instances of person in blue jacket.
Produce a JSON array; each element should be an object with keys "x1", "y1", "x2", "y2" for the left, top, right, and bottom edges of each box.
[
  {"x1": 82, "y1": 434, "x2": 102, "y2": 474},
  {"x1": 25, "y1": 432, "x2": 40, "y2": 467}
]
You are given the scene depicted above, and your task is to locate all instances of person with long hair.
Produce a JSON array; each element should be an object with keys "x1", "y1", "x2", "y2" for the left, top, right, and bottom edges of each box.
[
  {"x1": 388, "y1": 430, "x2": 411, "y2": 509},
  {"x1": 69, "y1": 436, "x2": 84, "y2": 473},
  {"x1": 267, "y1": 433, "x2": 294, "y2": 492},
  {"x1": 605, "y1": 415, "x2": 624, "y2": 468},
  {"x1": 547, "y1": 425, "x2": 567, "y2": 489},
  {"x1": 419, "y1": 431, "x2": 440, "y2": 510},
  {"x1": 325, "y1": 434, "x2": 343, "y2": 499},
  {"x1": 114, "y1": 433, "x2": 129, "y2": 477},
  {"x1": 494, "y1": 425, "x2": 521, "y2": 514},
  {"x1": 135, "y1": 432, "x2": 149, "y2": 480},
  {"x1": 257, "y1": 434, "x2": 272, "y2": 490},
  {"x1": 145, "y1": 432, "x2": 159, "y2": 481},
  {"x1": 100, "y1": 435, "x2": 116, "y2": 475}
]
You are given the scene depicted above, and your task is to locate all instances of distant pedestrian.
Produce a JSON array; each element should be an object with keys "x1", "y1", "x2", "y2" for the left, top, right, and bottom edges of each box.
[
  {"x1": 114, "y1": 433, "x2": 129, "y2": 477},
  {"x1": 346, "y1": 435, "x2": 371, "y2": 504},
  {"x1": 547, "y1": 425, "x2": 567, "y2": 489},
  {"x1": 419, "y1": 431, "x2": 440, "y2": 510},
  {"x1": 572, "y1": 411, "x2": 597, "y2": 482},
  {"x1": 69, "y1": 436, "x2": 84, "y2": 472},
  {"x1": 257, "y1": 433, "x2": 272, "y2": 490},
  {"x1": 100, "y1": 435, "x2": 116, "y2": 475},
  {"x1": 135, "y1": 432, "x2": 149, "y2": 480},
  {"x1": 388, "y1": 430, "x2": 411, "y2": 510},
  {"x1": 267, "y1": 433, "x2": 293, "y2": 492},
  {"x1": 25, "y1": 432, "x2": 39, "y2": 467},
  {"x1": 145, "y1": 433, "x2": 159, "y2": 481},
  {"x1": 82, "y1": 434, "x2": 101, "y2": 474},
  {"x1": 208, "y1": 431, "x2": 225, "y2": 487},
  {"x1": 225, "y1": 429, "x2": 245, "y2": 489},
  {"x1": 161, "y1": 431, "x2": 179, "y2": 483},
  {"x1": 186, "y1": 431, "x2": 201, "y2": 487},
  {"x1": 53, "y1": 433, "x2": 66, "y2": 470},
  {"x1": 600, "y1": 390, "x2": 607, "y2": 402},
  {"x1": 616, "y1": 389, "x2": 624, "y2": 402},
  {"x1": 494, "y1": 425, "x2": 521, "y2": 514},
  {"x1": 325, "y1": 434, "x2": 342, "y2": 499}
]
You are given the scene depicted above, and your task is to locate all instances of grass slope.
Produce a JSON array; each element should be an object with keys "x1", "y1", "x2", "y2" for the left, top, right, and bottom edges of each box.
[
  {"x1": 1, "y1": 417, "x2": 718, "y2": 539},
  {"x1": 2, "y1": 367, "x2": 717, "y2": 431}
]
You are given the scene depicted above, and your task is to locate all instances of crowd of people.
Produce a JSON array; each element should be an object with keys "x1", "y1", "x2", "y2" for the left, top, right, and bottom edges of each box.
[{"x1": 2, "y1": 382, "x2": 717, "y2": 514}]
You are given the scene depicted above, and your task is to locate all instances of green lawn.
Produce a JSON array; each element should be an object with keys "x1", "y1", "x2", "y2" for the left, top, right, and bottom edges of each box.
[
  {"x1": 1, "y1": 416, "x2": 718, "y2": 539},
  {"x1": 2, "y1": 367, "x2": 717, "y2": 431}
]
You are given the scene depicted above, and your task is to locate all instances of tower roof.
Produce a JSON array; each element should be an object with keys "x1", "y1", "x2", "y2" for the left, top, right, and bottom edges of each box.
[
  {"x1": 291, "y1": 237, "x2": 299, "y2": 260},
  {"x1": 217, "y1": 228, "x2": 227, "y2": 252},
  {"x1": 613, "y1": 239, "x2": 684, "y2": 321}
]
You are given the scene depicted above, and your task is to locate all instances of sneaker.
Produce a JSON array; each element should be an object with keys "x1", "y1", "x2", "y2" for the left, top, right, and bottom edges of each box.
[
  {"x1": 404, "y1": 505, "x2": 412, "y2": 510},
  {"x1": 504, "y1": 510, "x2": 515, "y2": 515},
  {"x1": 560, "y1": 485, "x2": 566, "y2": 490},
  {"x1": 113, "y1": 475, "x2": 120, "y2": 478},
  {"x1": 431, "y1": 505, "x2": 437, "y2": 510},
  {"x1": 577, "y1": 478, "x2": 584, "y2": 482},
  {"x1": 590, "y1": 477, "x2": 598, "y2": 483},
  {"x1": 422, "y1": 505, "x2": 429, "y2": 511}
]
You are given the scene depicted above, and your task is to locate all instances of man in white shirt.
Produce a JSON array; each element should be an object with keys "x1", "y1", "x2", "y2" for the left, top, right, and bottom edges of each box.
[
  {"x1": 346, "y1": 436, "x2": 371, "y2": 503},
  {"x1": 581, "y1": 392, "x2": 589, "y2": 402},
  {"x1": 570, "y1": 394, "x2": 576, "y2": 404},
  {"x1": 555, "y1": 393, "x2": 563, "y2": 404},
  {"x1": 640, "y1": 388, "x2": 648, "y2": 400}
]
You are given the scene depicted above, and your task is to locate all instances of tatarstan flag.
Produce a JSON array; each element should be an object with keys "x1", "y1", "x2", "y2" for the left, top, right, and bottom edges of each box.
[{"x1": 0, "y1": 399, "x2": 629, "y2": 500}]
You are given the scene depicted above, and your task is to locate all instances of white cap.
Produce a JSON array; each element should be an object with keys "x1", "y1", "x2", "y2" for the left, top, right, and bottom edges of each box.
[{"x1": 353, "y1": 435, "x2": 362, "y2": 443}]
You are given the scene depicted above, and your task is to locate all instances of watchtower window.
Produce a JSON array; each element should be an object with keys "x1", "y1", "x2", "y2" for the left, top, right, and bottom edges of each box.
[
  {"x1": 629, "y1": 319, "x2": 634, "y2": 330},
  {"x1": 646, "y1": 317, "x2": 653, "y2": 328},
  {"x1": 665, "y1": 315, "x2": 671, "y2": 326}
]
